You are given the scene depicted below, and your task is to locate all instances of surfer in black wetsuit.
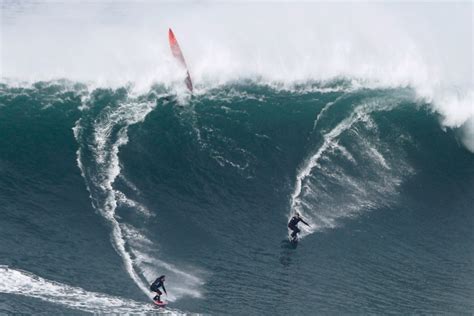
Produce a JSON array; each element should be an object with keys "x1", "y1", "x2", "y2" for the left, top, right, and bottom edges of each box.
[
  {"x1": 150, "y1": 275, "x2": 167, "y2": 302},
  {"x1": 288, "y1": 212, "x2": 310, "y2": 241}
]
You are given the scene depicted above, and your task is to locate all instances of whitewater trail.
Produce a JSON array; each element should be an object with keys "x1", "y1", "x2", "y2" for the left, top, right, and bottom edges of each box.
[
  {"x1": 0, "y1": 266, "x2": 183, "y2": 314},
  {"x1": 73, "y1": 95, "x2": 203, "y2": 304},
  {"x1": 311, "y1": 94, "x2": 347, "y2": 133},
  {"x1": 289, "y1": 96, "x2": 412, "y2": 238},
  {"x1": 290, "y1": 105, "x2": 367, "y2": 236}
]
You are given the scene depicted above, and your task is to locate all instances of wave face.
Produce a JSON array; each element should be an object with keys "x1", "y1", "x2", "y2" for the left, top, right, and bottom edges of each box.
[{"x1": 0, "y1": 81, "x2": 473, "y2": 314}]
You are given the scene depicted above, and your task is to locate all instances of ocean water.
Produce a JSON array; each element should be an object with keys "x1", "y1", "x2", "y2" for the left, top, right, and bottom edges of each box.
[{"x1": 1, "y1": 2, "x2": 473, "y2": 315}]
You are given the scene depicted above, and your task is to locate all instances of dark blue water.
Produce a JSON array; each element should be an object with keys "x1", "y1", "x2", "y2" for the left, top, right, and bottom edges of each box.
[{"x1": 0, "y1": 81, "x2": 473, "y2": 314}]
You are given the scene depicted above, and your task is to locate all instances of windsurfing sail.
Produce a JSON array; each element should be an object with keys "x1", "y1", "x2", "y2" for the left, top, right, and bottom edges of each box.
[{"x1": 168, "y1": 28, "x2": 193, "y2": 92}]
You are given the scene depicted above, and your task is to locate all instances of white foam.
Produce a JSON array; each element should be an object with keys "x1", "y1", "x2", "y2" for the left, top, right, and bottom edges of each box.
[
  {"x1": 139, "y1": 254, "x2": 205, "y2": 301},
  {"x1": 116, "y1": 190, "x2": 153, "y2": 217},
  {"x1": 119, "y1": 174, "x2": 142, "y2": 194},
  {"x1": 289, "y1": 96, "x2": 410, "y2": 238},
  {"x1": 0, "y1": 266, "x2": 181, "y2": 314},
  {"x1": 459, "y1": 117, "x2": 474, "y2": 152},
  {"x1": 85, "y1": 101, "x2": 156, "y2": 297},
  {"x1": 368, "y1": 147, "x2": 390, "y2": 170},
  {"x1": 289, "y1": 115, "x2": 360, "y2": 237},
  {"x1": 332, "y1": 143, "x2": 356, "y2": 164},
  {"x1": 2, "y1": 2, "x2": 472, "y2": 149},
  {"x1": 312, "y1": 98, "x2": 339, "y2": 132},
  {"x1": 73, "y1": 96, "x2": 204, "y2": 304}
]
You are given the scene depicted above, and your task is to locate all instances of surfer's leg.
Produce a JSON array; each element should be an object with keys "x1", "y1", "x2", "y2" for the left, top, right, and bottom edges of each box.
[
  {"x1": 153, "y1": 289, "x2": 162, "y2": 301},
  {"x1": 292, "y1": 227, "x2": 300, "y2": 238},
  {"x1": 289, "y1": 225, "x2": 299, "y2": 238}
]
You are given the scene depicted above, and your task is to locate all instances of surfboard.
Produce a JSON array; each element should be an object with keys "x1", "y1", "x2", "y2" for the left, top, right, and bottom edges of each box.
[
  {"x1": 153, "y1": 300, "x2": 167, "y2": 308},
  {"x1": 168, "y1": 28, "x2": 193, "y2": 92}
]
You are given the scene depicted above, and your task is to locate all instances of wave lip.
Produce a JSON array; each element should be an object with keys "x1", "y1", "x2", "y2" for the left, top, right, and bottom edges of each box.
[{"x1": 2, "y1": 2, "x2": 472, "y2": 135}]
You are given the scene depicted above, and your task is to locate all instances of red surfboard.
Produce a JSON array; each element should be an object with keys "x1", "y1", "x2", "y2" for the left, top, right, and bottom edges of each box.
[
  {"x1": 153, "y1": 299, "x2": 167, "y2": 308},
  {"x1": 168, "y1": 28, "x2": 193, "y2": 92}
]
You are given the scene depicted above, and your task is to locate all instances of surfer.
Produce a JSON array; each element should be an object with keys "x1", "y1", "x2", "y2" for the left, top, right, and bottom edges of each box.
[
  {"x1": 150, "y1": 275, "x2": 167, "y2": 302},
  {"x1": 288, "y1": 212, "x2": 310, "y2": 241}
]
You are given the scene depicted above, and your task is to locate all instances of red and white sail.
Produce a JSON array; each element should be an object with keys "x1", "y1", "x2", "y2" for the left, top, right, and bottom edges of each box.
[{"x1": 168, "y1": 28, "x2": 193, "y2": 92}]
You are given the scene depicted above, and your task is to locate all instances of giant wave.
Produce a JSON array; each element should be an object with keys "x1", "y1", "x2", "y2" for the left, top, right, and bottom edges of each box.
[
  {"x1": 1, "y1": 80, "x2": 473, "y2": 314},
  {"x1": 1, "y1": 1, "x2": 473, "y2": 314}
]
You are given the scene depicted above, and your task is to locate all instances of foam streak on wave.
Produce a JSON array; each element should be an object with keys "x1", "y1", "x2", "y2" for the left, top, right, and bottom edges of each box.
[
  {"x1": 73, "y1": 100, "x2": 155, "y2": 297},
  {"x1": 73, "y1": 95, "x2": 203, "y2": 302},
  {"x1": 289, "y1": 97, "x2": 407, "y2": 238},
  {"x1": 290, "y1": 107, "x2": 366, "y2": 236}
]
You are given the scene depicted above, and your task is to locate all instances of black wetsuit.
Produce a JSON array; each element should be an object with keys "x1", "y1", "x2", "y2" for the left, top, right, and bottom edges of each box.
[
  {"x1": 288, "y1": 216, "x2": 308, "y2": 238},
  {"x1": 150, "y1": 278, "x2": 166, "y2": 301}
]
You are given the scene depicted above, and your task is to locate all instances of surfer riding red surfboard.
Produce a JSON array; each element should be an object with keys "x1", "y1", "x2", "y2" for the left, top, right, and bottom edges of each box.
[
  {"x1": 150, "y1": 275, "x2": 168, "y2": 307},
  {"x1": 168, "y1": 28, "x2": 193, "y2": 92}
]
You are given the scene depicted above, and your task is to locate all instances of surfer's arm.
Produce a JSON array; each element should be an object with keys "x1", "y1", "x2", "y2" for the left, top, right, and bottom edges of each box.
[
  {"x1": 301, "y1": 219, "x2": 310, "y2": 227},
  {"x1": 162, "y1": 284, "x2": 167, "y2": 294}
]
